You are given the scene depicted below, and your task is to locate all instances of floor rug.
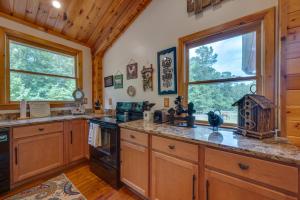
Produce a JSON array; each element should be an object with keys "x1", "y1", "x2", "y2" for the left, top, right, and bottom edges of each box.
[{"x1": 5, "y1": 174, "x2": 86, "y2": 200}]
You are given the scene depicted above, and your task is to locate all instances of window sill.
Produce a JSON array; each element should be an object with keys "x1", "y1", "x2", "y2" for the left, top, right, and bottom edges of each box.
[
  {"x1": 0, "y1": 102, "x2": 75, "y2": 110},
  {"x1": 195, "y1": 120, "x2": 237, "y2": 129}
]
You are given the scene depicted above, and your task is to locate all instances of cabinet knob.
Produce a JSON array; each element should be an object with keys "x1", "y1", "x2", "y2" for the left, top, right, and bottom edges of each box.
[
  {"x1": 38, "y1": 128, "x2": 44, "y2": 131},
  {"x1": 130, "y1": 135, "x2": 135, "y2": 139},
  {"x1": 238, "y1": 162, "x2": 249, "y2": 170},
  {"x1": 168, "y1": 144, "x2": 175, "y2": 150}
]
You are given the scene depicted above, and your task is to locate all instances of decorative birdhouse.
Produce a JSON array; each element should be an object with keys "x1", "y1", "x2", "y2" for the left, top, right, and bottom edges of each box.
[{"x1": 232, "y1": 94, "x2": 275, "y2": 139}]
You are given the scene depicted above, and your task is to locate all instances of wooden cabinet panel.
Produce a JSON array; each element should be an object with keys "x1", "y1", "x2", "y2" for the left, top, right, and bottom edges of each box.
[
  {"x1": 151, "y1": 151, "x2": 198, "y2": 200},
  {"x1": 12, "y1": 132, "x2": 63, "y2": 183},
  {"x1": 287, "y1": 42, "x2": 300, "y2": 59},
  {"x1": 286, "y1": 120, "x2": 300, "y2": 136},
  {"x1": 68, "y1": 120, "x2": 85, "y2": 163},
  {"x1": 287, "y1": 106, "x2": 300, "y2": 120},
  {"x1": 121, "y1": 128, "x2": 148, "y2": 147},
  {"x1": 288, "y1": 10, "x2": 300, "y2": 29},
  {"x1": 287, "y1": 0, "x2": 300, "y2": 13},
  {"x1": 287, "y1": 75, "x2": 300, "y2": 90},
  {"x1": 152, "y1": 136, "x2": 198, "y2": 162},
  {"x1": 205, "y1": 169, "x2": 297, "y2": 200},
  {"x1": 121, "y1": 141, "x2": 148, "y2": 197},
  {"x1": 287, "y1": 58, "x2": 300, "y2": 74},
  {"x1": 13, "y1": 122, "x2": 63, "y2": 139},
  {"x1": 287, "y1": 90, "x2": 300, "y2": 106},
  {"x1": 205, "y1": 148, "x2": 298, "y2": 193}
]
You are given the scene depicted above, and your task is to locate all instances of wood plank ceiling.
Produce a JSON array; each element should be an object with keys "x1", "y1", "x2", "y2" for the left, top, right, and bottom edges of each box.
[{"x1": 0, "y1": 0, "x2": 151, "y2": 55}]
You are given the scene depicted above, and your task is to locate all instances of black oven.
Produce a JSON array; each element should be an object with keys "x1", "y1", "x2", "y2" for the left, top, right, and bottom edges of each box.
[
  {"x1": 89, "y1": 120, "x2": 121, "y2": 189},
  {"x1": 89, "y1": 102, "x2": 145, "y2": 189}
]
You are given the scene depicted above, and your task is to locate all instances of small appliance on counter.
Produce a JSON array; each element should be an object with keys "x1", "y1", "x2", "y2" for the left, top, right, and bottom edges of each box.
[
  {"x1": 153, "y1": 109, "x2": 169, "y2": 124},
  {"x1": 168, "y1": 96, "x2": 196, "y2": 128},
  {"x1": 143, "y1": 101, "x2": 155, "y2": 122},
  {"x1": 88, "y1": 102, "x2": 145, "y2": 189},
  {"x1": 0, "y1": 128, "x2": 10, "y2": 194},
  {"x1": 71, "y1": 88, "x2": 86, "y2": 115}
]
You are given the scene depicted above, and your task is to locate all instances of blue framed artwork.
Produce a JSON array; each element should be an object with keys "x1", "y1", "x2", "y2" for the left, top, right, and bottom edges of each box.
[{"x1": 157, "y1": 47, "x2": 177, "y2": 95}]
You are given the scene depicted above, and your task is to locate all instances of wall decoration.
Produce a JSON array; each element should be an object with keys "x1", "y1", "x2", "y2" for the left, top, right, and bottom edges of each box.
[
  {"x1": 114, "y1": 74, "x2": 123, "y2": 89},
  {"x1": 127, "y1": 62, "x2": 138, "y2": 80},
  {"x1": 141, "y1": 64, "x2": 154, "y2": 91},
  {"x1": 127, "y1": 86, "x2": 136, "y2": 97},
  {"x1": 104, "y1": 76, "x2": 114, "y2": 87},
  {"x1": 187, "y1": 0, "x2": 224, "y2": 15},
  {"x1": 157, "y1": 47, "x2": 177, "y2": 95}
]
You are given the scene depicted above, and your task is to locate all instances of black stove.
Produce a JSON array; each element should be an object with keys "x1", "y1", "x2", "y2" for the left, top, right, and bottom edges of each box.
[{"x1": 89, "y1": 102, "x2": 144, "y2": 189}]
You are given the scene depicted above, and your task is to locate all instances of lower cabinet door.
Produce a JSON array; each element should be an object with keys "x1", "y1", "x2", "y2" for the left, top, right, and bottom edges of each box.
[
  {"x1": 121, "y1": 141, "x2": 149, "y2": 197},
  {"x1": 205, "y1": 169, "x2": 297, "y2": 200},
  {"x1": 151, "y1": 151, "x2": 198, "y2": 200},
  {"x1": 69, "y1": 120, "x2": 85, "y2": 162},
  {"x1": 13, "y1": 132, "x2": 64, "y2": 183}
]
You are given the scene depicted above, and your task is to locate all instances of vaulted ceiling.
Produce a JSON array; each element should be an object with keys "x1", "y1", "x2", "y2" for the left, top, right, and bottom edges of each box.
[{"x1": 0, "y1": 0, "x2": 151, "y2": 55}]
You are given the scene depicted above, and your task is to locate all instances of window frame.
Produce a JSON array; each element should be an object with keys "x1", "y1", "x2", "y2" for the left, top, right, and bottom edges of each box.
[
  {"x1": 0, "y1": 28, "x2": 83, "y2": 110},
  {"x1": 186, "y1": 23, "x2": 261, "y2": 126},
  {"x1": 178, "y1": 8, "x2": 276, "y2": 127}
]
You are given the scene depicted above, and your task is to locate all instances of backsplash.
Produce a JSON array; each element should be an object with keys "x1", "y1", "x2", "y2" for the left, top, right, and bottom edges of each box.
[{"x1": 0, "y1": 109, "x2": 93, "y2": 121}]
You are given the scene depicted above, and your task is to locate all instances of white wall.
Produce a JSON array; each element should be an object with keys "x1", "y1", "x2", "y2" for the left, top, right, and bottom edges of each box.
[
  {"x1": 103, "y1": 0, "x2": 277, "y2": 110},
  {"x1": 0, "y1": 16, "x2": 93, "y2": 112}
]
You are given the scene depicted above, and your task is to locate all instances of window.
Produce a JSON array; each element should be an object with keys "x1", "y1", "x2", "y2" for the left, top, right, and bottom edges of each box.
[
  {"x1": 186, "y1": 23, "x2": 262, "y2": 124},
  {"x1": 8, "y1": 39, "x2": 78, "y2": 102}
]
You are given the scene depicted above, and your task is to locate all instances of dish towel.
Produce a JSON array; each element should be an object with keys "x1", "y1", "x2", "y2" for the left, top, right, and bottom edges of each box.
[{"x1": 88, "y1": 123, "x2": 102, "y2": 147}]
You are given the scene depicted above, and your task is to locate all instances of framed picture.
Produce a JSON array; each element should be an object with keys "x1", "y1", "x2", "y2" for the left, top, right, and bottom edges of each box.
[
  {"x1": 127, "y1": 63, "x2": 138, "y2": 80},
  {"x1": 114, "y1": 74, "x2": 123, "y2": 89},
  {"x1": 157, "y1": 47, "x2": 177, "y2": 95},
  {"x1": 104, "y1": 76, "x2": 114, "y2": 87}
]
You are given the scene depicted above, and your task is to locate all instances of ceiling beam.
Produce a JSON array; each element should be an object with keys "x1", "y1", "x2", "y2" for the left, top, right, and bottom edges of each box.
[
  {"x1": 87, "y1": 0, "x2": 127, "y2": 46},
  {"x1": 0, "y1": 11, "x2": 90, "y2": 47},
  {"x1": 92, "y1": 0, "x2": 151, "y2": 55}
]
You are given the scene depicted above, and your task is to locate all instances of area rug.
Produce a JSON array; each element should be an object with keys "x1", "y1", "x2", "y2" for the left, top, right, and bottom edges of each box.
[{"x1": 5, "y1": 174, "x2": 86, "y2": 200}]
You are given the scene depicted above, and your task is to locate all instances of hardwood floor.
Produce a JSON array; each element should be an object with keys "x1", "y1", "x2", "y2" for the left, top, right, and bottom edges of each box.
[{"x1": 1, "y1": 163, "x2": 141, "y2": 200}]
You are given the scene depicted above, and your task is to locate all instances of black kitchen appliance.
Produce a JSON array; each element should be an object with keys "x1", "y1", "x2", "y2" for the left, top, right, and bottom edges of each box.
[
  {"x1": 89, "y1": 102, "x2": 144, "y2": 189},
  {"x1": 0, "y1": 128, "x2": 10, "y2": 194},
  {"x1": 153, "y1": 109, "x2": 169, "y2": 124}
]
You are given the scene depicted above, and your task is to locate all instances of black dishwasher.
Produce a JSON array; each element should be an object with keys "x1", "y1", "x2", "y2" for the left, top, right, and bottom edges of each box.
[{"x1": 0, "y1": 128, "x2": 10, "y2": 194}]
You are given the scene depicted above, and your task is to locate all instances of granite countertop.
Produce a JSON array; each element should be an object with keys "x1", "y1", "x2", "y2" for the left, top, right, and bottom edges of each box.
[
  {"x1": 0, "y1": 113, "x2": 107, "y2": 128},
  {"x1": 119, "y1": 120, "x2": 300, "y2": 166}
]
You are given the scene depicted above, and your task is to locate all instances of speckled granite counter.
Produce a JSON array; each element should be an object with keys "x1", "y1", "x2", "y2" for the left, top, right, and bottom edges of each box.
[
  {"x1": 119, "y1": 120, "x2": 300, "y2": 166},
  {"x1": 0, "y1": 114, "x2": 107, "y2": 128}
]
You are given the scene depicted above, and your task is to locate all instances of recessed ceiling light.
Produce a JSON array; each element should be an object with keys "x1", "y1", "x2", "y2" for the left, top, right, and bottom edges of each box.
[{"x1": 52, "y1": 0, "x2": 61, "y2": 9}]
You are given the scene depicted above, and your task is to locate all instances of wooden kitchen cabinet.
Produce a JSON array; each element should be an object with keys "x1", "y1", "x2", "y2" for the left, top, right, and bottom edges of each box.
[
  {"x1": 121, "y1": 140, "x2": 149, "y2": 197},
  {"x1": 67, "y1": 120, "x2": 85, "y2": 163},
  {"x1": 205, "y1": 169, "x2": 296, "y2": 200},
  {"x1": 151, "y1": 151, "x2": 198, "y2": 200},
  {"x1": 12, "y1": 132, "x2": 64, "y2": 183}
]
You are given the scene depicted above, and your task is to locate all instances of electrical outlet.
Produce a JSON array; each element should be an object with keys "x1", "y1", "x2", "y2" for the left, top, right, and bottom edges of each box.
[
  {"x1": 83, "y1": 98, "x2": 88, "y2": 104},
  {"x1": 164, "y1": 98, "x2": 170, "y2": 108}
]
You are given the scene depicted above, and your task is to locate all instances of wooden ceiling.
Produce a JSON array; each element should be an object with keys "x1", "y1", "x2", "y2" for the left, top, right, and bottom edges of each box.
[{"x1": 0, "y1": 0, "x2": 151, "y2": 55}]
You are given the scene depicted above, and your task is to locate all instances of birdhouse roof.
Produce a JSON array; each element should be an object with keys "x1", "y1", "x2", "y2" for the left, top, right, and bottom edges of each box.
[{"x1": 232, "y1": 94, "x2": 274, "y2": 109}]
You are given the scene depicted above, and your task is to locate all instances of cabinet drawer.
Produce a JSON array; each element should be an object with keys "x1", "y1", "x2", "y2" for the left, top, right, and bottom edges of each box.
[
  {"x1": 205, "y1": 148, "x2": 298, "y2": 193},
  {"x1": 152, "y1": 136, "x2": 198, "y2": 162},
  {"x1": 13, "y1": 122, "x2": 64, "y2": 139},
  {"x1": 121, "y1": 128, "x2": 148, "y2": 147}
]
